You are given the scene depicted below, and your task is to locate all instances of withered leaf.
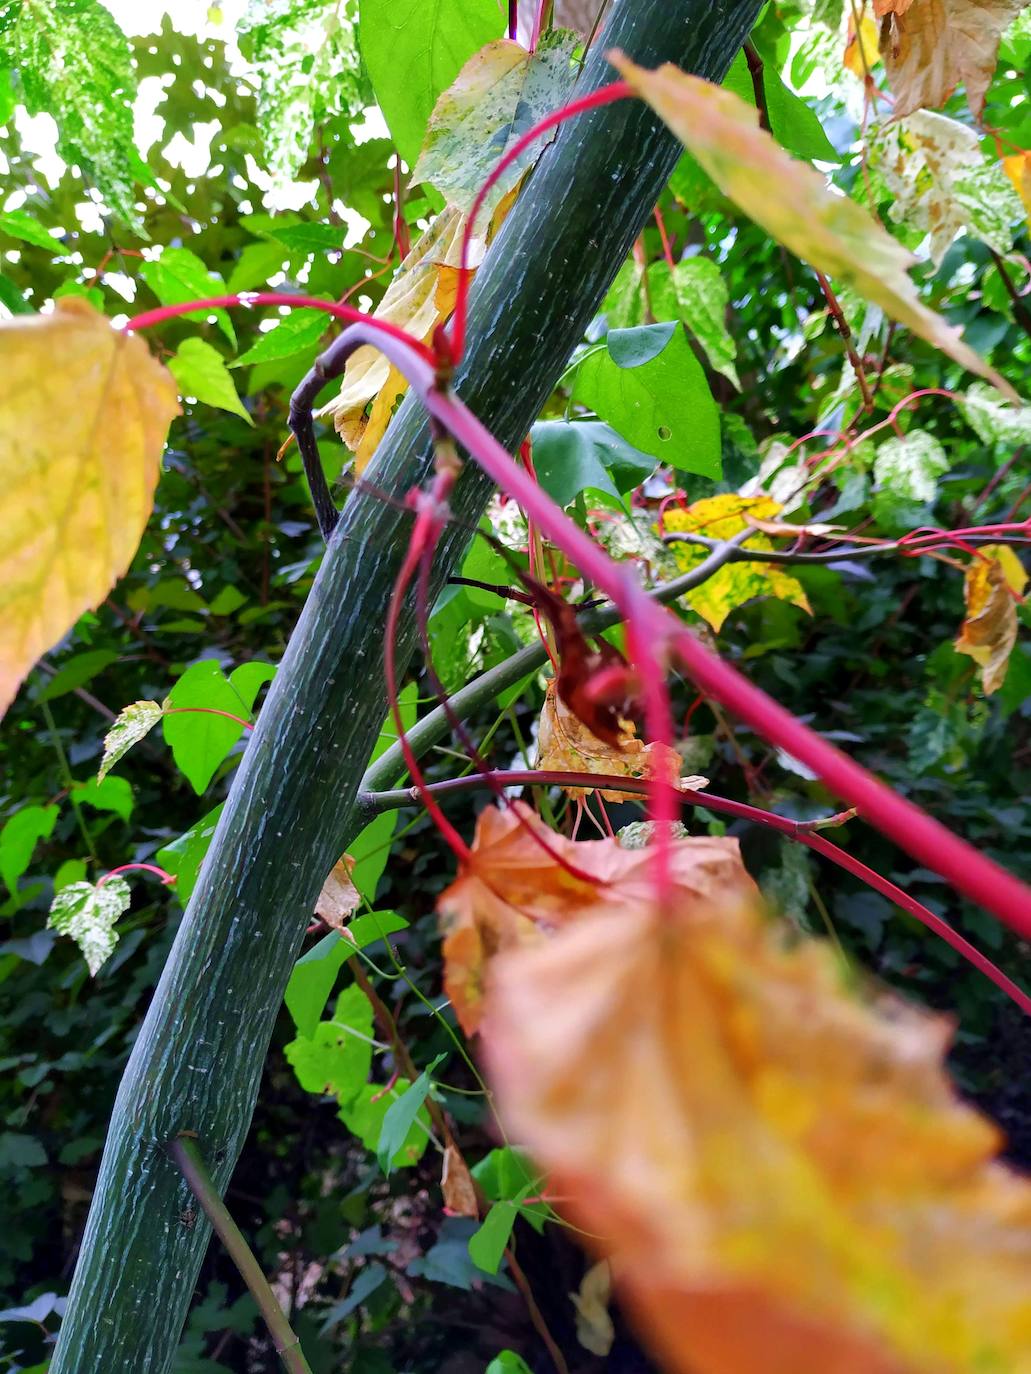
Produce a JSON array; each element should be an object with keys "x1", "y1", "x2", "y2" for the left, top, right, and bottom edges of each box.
[
  {"x1": 315, "y1": 856, "x2": 361, "y2": 931},
  {"x1": 955, "y1": 544, "x2": 1028, "y2": 694}
]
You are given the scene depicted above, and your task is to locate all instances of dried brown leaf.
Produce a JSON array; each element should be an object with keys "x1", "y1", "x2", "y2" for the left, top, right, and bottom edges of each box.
[
  {"x1": 955, "y1": 544, "x2": 1028, "y2": 693},
  {"x1": 315, "y1": 856, "x2": 360, "y2": 931}
]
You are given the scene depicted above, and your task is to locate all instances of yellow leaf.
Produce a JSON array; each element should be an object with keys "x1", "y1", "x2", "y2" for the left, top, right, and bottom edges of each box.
[
  {"x1": 955, "y1": 544, "x2": 1028, "y2": 694},
  {"x1": 844, "y1": 12, "x2": 881, "y2": 76},
  {"x1": 437, "y1": 802, "x2": 753, "y2": 1034},
  {"x1": 609, "y1": 52, "x2": 1015, "y2": 399},
  {"x1": 314, "y1": 856, "x2": 361, "y2": 931},
  {"x1": 1004, "y1": 152, "x2": 1031, "y2": 228},
  {"x1": 484, "y1": 894, "x2": 1031, "y2": 1374},
  {"x1": 0, "y1": 299, "x2": 179, "y2": 718},
  {"x1": 874, "y1": 0, "x2": 1026, "y2": 117},
  {"x1": 535, "y1": 678, "x2": 688, "y2": 801},
  {"x1": 662, "y1": 495, "x2": 811, "y2": 632}
]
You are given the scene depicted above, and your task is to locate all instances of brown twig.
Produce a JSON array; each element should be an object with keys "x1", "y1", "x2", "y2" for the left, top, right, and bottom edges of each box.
[
  {"x1": 988, "y1": 248, "x2": 1031, "y2": 340},
  {"x1": 814, "y1": 271, "x2": 875, "y2": 412}
]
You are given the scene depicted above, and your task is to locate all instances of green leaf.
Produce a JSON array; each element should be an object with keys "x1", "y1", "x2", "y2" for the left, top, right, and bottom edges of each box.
[
  {"x1": 0, "y1": 804, "x2": 59, "y2": 897},
  {"x1": 468, "y1": 1201, "x2": 517, "y2": 1276},
  {"x1": 285, "y1": 985, "x2": 374, "y2": 1098},
  {"x1": 471, "y1": 1145, "x2": 548, "y2": 1232},
  {"x1": 138, "y1": 248, "x2": 236, "y2": 347},
  {"x1": 71, "y1": 775, "x2": 134, "y2": 822},
  {"x1": 411, "y1": 29, "x2": 577, "y2": 218},
  {"x1": 0, "y1": 0, "x2": 142, "y2": 225},
  {"x1": 260, "y1": 222, "x2": 346, "y2": 253},
  {"x1": 574, "y1": 323, "x2": 721, "y2": 476},
  {"x1": 0, "y1": 1132, "x2": 47, "y2": 1169},
  {"x1": 359, "y1": 0, "x2": 505, "y2": 166},
  {"x1": 319, "y1": 1263, "x2": 388, "y2": 1333},
  {"x1": 238, "y1": 0, "x2": 368, "y2": 185},
  {"x1": 0, "y1": 208, "x2": 61, "y2": 252},
  {"x1": 339, "y1": 1077, "x2": 430, "y2": 1167},
  {"x1": 285, "y1": 912, "x2": 409, "y2": 1037},
  {"x1": 161, "y1": 661, "x2": 259, "y2": 794},
  {"x1": 98, "y1": 700, "x2": 164, "y2": 781},
  {"x1": 377, "y1": 1054, "x2": 443, "y2": 1174},
  {"x1": 873, "y1": 430, "x2": 950, "y2": 516},
  {"x1": 958, "y1": 382, "x2": 1031, "y2": 446},
  {"x1": 666, "y1": 258, "x2": 740, "y2": 388},
  {"x1": 486, "y1": 1352, "x2": 533, "y2": 1374},
  {"x1": 530, "y1": 420, "x2": 655, "y2": 507},
  {"x1": 225, "y1": 239, "x2": 288, "y2": 294},
  {"x1": 0, "y1": 272, "x2": 31, "y2": 314},
  {"x1": 156, "y1": 804, "x2": 224, "y2": 905},
  {"x1": 47, "y1": 876, "x2": 131, "y2": 975},
  {"x1": 39, "y1": 648, "x2": 119, "y2": 701},
  {"x1": 723, "y1": 51, "x2": 839, "y2": 163},
  {"x1": 232, "y1": 306, "x2": 330, "y2": 368},
  {"x1": 169, "y1": 338, "x2": 253, "y2": 425}
]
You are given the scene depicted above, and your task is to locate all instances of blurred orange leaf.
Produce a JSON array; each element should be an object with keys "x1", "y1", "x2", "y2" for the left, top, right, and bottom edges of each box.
[
  {"x1": 1004, "y1": 152, "x2": 1031, "y2": 227},
  {"x1": 535, "y1": 678, "x2": 688, "y2": 801},
  {"x1": 484, "y1": 894, "x2": 1031, "y2": 1374},
  {"x1": 663, "y1": 495, "x2": 811, "y2": 632},
  {"x1": 955, "y1": 544, "x2": 1027, "y2": 694},
  {"x1": 0, "y1": 299, "x2": 179, "y2": 718},
  {"x1": 874, "y1": 0, "x2": 1025, "y2": 116},
  {"x1": 437, "y1": 803, "x2": 754, "y2": 1034},
  {"x1": 609, "y1": 52, "x2": 1014, "y2": 398}
]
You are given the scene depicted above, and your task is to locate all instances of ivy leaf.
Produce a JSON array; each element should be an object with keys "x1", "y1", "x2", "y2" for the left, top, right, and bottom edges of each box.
[
  {"x1": 98, "y1": 701, "x2": 164, "y2": 781},
  {"x1": 339, "y1": 1077, "x2": 430, "y2": 1168},
  {"x1": 0, "y1": 0, "x2": 142, "y2": 226},
  {"x1": 611, "y1": 54, "x2": 1014, "y2": 398},
  {"x1": 232, "y1": 306, "x2": 330, "y2": 368},
  {"x1": 377, "y1": 1054, "x2": 443, "y2": 1174},
  {"x1": 47, "y1": 876, "x2": 131, "y2": 976},
  {"x1": 238, "y1": 0, "x2": 368, "y2": 186},
  {"x1": 169, "y1": 338, "x2": 253, "y2": 425},
  {"x1": 0, "y1": 300, "x2": 179, "y2": 718},
  {"x1": 530, "y1": 420, "x2": 654, "y2": 507},
  {"x1": 573, "y1": 323, "x2": 721, "y2": 476},
  {"x1": 284, "y1": 912, "x2": 409, "y2": 1038},
  {"x1": 955, "y1": 544, "x2": 1028, "y2": 694},
  {"x1": 871, "y1": 110, "x2": 1023, "y2": 266},
  {"x1": 359, "y1": 0, "x2": 505, "y2": 166},
  {"x1": 284, "y1": 984, "x2": 374, "y2": 1098},
  {"x1": 874, "y1": 0, "x2": 1025, "y2": 117},
  {"x1": 662, "y1": 495, "x2": 812, "y2": 632},
  {"x1": 137, "y1": 248, "x2": 236, "y2": 347},
  {"x1": 412, "y1": 30, "x2": 578, "y2": 219}
]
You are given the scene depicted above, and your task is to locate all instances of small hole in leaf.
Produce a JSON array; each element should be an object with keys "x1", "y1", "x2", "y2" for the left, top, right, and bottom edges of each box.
[{"x1": 657, "y1": 426, "x2": 672, "y2": 441}]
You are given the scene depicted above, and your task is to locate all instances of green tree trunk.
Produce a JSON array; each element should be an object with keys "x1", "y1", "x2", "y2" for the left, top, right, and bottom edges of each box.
[{"x1": 51, "y1": 2, "x2": 760, "y2": 1367}]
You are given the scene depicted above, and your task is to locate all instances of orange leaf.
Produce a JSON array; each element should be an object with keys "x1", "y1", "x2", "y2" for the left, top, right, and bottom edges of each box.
[
  {"x1": 484, "y1": 895, "x2": 1031, "y2": 1374},
  {"x1": 0, "y1": 299, "x2": 179, "y2": 717},
  {"x1": 441, "y1": 1142, "x2": 480, "y2": 1218},
  {"x1": 609, "y1": 52, "x2": 1014, "y2": 399},
  {"x1": 436, "y1": 803, "x2": 754, "y2": 1033},
  {"x1": 315, "y1": 856, "x2": 361, "y2": 931},
  {"x1": 844, "y1": 11, "x2": 881, "y2": 76},
  {"x1": 955, "y1": 544, "x2": 1028, "y2": 694},
  {"x1": 535, "y1": 678, "x2": 688, "y2": 801},
  {"x1": 874, "y1": 0, "x2": 1026, "y2": 117},
  {"x1": 1004, "y1": 152, "x2": 1031, "y2": 228}
]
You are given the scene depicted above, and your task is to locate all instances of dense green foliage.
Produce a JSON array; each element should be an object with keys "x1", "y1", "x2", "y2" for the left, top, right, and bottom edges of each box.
[{"x1": 1, "y1": 0, "x2": 1029, "y2": 1369}]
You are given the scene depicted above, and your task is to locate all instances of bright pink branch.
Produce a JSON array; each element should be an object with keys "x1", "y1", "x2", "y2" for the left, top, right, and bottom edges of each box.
[
  {"x1": 164, "y1": 707, "x2": 253, "y2": 731},
  {"x1": 97, "y1": 862, "x2": 176, "y2": 888}
]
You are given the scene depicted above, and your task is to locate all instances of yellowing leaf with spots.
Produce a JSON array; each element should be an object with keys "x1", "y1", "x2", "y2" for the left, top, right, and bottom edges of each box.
[
  {"x1": 0, "y1": 299, "x2": 179, "y2": 717},
  {"x1": 484, "y1": 891, "x2": 1031, "y2": 1374},
  {"x1": 662, "y1": 496, "x2": 811, "y2": 632},
  {"x1": 412, "y1": 31, "x2": 578, "y2": 220},
  {"x1": 1004, "y1": 152, "x2": 1031, "y2": 228},
  {"x1": 955, "y1": 544, "x2": 1028, "y2": 694},
  {"x1": 844, "y1": 11, "x2": 880, "y2": 76},
  {"x1": 609, "y1": 52, "x2": 1015, "y2": 399}
]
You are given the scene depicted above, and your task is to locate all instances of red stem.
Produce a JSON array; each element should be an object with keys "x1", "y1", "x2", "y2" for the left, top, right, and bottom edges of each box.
[
  {"x1": 451, "y1": 82, "x2": 633, "y2": 362},
  {"x1": 164, "y1": 707, "x2": 253, "y2": 731},
  {"x1": 97, "y1": 862, "x2": 176, "y2": 888},
  {"x1": 124, "y1": 293, "x2": 436, "y2": 365}
]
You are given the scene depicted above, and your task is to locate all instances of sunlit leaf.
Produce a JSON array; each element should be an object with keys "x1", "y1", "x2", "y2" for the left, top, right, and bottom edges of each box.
[
  {"x1": 484, "y1": 892, "x2": 1031, "y2": 1374},
  {"x1": 958, "y1": 381, "x2": 1031, "y2": 446},
  {"x1": 412, "y1": 31, "x2": 577, "y2": 219},
  {"x1": 955, "y1": 544, "x2": 1028, "y2": 694},
  {"x1": 47, "y1": 876, "x2": 131, "y2": 976},
  {"x1": 231, "y1": 305, "x2": 331, "y2": 368},
  {"x1": 358, "y1": 0, "x2": 505, "y2": 166},
  {"x1": 437, "y1": 803, "x2": 755, "y2": 1033},
  {"x1": 870, "y1": 110, "x2": 1023, "y2": 266},
  {"x1": 0, "y1": 209, "x2": 61, "y2": 253},
  {"x1": 874, "y1": 0, "x2": 1026, "y2": 116},
  {"x1": 535, "y1": 678, "x2": 688, "y2": 801},
  {"x1": 0, "y1": 300, "x2": 179, "y2": 718},
  {"x1": 169, "y1": 337, "x2": 253, "y2": 424},
  {"x1": 844, "y1": 10, "x2": 881, "y2": 75},
  {"x1": 1003, "y1": 152, "x2": 1031, "y2": 227},
  {"x1": 610, "y1": 53, "x2": 1014, "y2": 398},
  {"x1": 0, "y1": 804, "x2": 59, "y2": 897},
  {"x1": 137, "y1": 248, "x2": 236, "y2": 347},
  {"x1": 662, "y1": 496, "x2": 812, "y2": 632}
]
